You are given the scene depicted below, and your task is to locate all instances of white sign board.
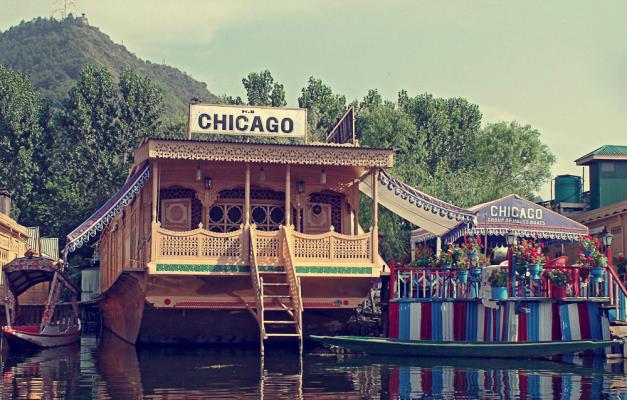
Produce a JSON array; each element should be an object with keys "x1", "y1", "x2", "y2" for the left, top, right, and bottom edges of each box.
[{"x1": 188, "y1": 104, "x2": 307, "y2": 138}]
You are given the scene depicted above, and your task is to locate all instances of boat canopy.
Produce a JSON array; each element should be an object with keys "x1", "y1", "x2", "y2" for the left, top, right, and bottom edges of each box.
[
  {"x1": 2, "y1": 256, "x2": 77, "y2": 297},
  {"x1": 64, "y1": 161, "x2": 151, "y2": 254},
  {"x1": 360, "y1": 169, "x2": 475, "y2": 237},
  {"x1": 412, "y1": 194, "x2": 589, "y2": 243}
]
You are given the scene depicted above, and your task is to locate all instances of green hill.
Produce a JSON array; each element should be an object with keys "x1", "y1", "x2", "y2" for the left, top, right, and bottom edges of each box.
[{"x1": 0, "y1": 16, "x2": 217, "y2": 115}]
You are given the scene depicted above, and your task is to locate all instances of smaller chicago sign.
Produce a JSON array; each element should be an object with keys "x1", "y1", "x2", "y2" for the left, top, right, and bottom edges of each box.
[{"x1": 189, "y1": 104, "x2": 307, "y2": 137}]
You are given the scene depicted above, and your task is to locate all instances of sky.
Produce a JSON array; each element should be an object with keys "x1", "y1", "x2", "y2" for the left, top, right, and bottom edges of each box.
[{"x1": 2, "y1": 0, "x2": 626, "y2": 199}]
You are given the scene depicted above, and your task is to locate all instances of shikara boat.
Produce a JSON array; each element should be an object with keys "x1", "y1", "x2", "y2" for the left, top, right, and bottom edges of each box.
[
  {"x1": 309, "y1": 335, "x2": 619, "y2": 359},
  {"x1": 2, "y1": 255, "x2": 81, "y2": 348}
]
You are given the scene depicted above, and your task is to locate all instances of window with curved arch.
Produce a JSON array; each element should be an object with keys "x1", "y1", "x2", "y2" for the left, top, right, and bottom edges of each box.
[{"x1": 207, "y1": 187, "x2": 287, "y2": 232}]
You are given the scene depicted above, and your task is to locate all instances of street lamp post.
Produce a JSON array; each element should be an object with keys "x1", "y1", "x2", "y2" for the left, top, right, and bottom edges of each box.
[{"x1": 603, "y1": 228, "x2": 614, "y2": 266}]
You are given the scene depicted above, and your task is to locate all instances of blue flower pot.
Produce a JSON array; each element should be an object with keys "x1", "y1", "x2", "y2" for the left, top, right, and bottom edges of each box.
[
  {"x1": 470, "y1": 267, "x2": 482, "y2": 279},
  {"x1": 591, "y1": 266, "x2": 605, "y2": 282},
  {"x1": 583, "y1": 249, "x2": 593, "y2": 257},
  {"x1": 529, "y1": 264, "x2": 542, "y2": 280},
  {"x1": 467, "y1": 252, "x2": 478, "y2": 260},
  {"x1": 492, "y1": 286, "x2": 508, "y2": 300},
  {"x1": 457, "y1": 271, "x2": 468, "y2": 283}
]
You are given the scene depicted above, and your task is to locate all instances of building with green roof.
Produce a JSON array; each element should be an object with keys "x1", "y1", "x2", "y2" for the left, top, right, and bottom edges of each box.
[{"x1": 576, "y1": 145, "x2": 627, "y2": 209}]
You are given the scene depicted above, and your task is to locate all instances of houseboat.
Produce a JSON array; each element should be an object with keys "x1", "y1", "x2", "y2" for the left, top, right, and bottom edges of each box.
[
  {"x1": 66, "y1": 105, "x2": 391, "y2": 346},
  {"x1": 1, "y1": 190, "x2": 61, "y2": 327},
  {"x1": 64, "y1": 104, "x2": 477, "y2": 347}
]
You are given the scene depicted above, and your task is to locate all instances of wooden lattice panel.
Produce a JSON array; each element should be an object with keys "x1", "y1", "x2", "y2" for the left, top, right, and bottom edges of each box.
[
  {"x1": 201, "y1": 236, "x2": 241, "y2": 257},
  {"x1": 256, "y1": 236, "x2": 280, "y2": 258},
  {"x1": 293, "y1": 236, "x2": 331, "y2": 259},
  {"x1": 333, "y1": 237, "x2": 371, "y2": 260},
  {"x1": 159, "y1": 235, "x2": 199, "y2": 257}
]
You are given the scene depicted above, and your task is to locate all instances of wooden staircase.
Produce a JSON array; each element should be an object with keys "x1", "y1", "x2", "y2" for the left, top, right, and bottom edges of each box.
[{"x1": 249, "y1": 225, "x2": 303, "y2": 354}]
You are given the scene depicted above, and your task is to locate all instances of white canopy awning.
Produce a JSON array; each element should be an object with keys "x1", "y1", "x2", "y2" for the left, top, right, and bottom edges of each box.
[{"x1": 359, "y1": 169, "x2": 475, "y2": 237}]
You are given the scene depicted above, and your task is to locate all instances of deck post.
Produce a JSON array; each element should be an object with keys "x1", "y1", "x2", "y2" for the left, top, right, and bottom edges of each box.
[
  {"x1": 371, "y1": 168, "x2": 379, "y2": 263},
  {"x1": 244, "y1": 164, "x2": 251, "y2": 262},
  {"x1": 285, "y1": 165, "x2": 291, "y2": 227},
  {"x1": 353, "y1": 181, "x2": 360, "y2": 235}
]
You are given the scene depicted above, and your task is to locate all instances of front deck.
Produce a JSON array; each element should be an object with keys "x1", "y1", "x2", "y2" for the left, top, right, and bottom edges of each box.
[{"x1": 151, "y1": 223, "x2": 375, "y2": 276}]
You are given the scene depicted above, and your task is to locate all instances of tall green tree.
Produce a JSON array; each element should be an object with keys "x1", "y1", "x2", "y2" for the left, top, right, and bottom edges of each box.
[
  {"x1": 242, "y1": 70, "x2": 286, "y2": 107},
  {"x1": 356, "y1": 89, "x2": 425, "y2": 259},
  {"x1": 474, "y1": 121, "x2": 556, "y2": 202},
  {"x1": 47, "y1": 65, "x2": 166, "y2": 236},
  {"x1": 398, "y1": 91, "x2": 482, "y2": 175},
  {"x1": 298, "y1": 77, "x2": 346, "y2": 141},
  {"x1": 0, "y1": 65, "x2": 41, "y2": 220},
  {"x1": 119, "y1": 67, "x2": 164, "y2": 163}
]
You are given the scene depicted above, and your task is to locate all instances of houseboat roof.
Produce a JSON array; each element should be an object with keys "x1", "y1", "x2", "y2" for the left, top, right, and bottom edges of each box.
[{"x1": 133, "y1": 137, "x2": 395, "y2": 168}]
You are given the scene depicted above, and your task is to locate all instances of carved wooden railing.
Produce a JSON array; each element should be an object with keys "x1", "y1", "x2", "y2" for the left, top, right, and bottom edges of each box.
[
  {"x1": 281, "y1": 226, "x2": 303, "y2": 341},
  {"x1": 249, "y1": 226, "x2": 265, "y2": 342},
  {"x1": 253, "y1": 229, "x2": 283, "y2": 266},
  {"x1": 153, "y1": 223, "x2": 374, "y2": 273},
  {"x1": 291, "y1": 229, "x2": 372, "y2": 265},
  {"x1": 155, "y1": 224, "x2": 245, "y2": 265}
]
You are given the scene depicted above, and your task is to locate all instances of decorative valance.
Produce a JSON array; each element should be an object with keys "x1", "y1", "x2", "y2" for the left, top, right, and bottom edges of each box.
[
  {"x1": 64, "y1": 161, "x2": 151, "y2": 254},
  {"x1": 360, "y1": 169, "x2": 475, "y2": 237},
  {"x1": 411, "y1": 194, "x2": 589, "y2": 243}
]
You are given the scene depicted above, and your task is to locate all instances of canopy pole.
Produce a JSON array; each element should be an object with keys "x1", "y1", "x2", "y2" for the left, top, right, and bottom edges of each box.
[{"x1": 436, "y1": 237, "x2": 442, "y2": 256}]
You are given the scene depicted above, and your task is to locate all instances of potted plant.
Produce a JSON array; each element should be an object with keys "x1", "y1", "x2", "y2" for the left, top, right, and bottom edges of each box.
[
  {"x1": 490, "y1": 268, "x2": 509, "y2": 300},
  {"x1": 578, "y1": 239, "x2": 607, "y2": 282},
  {"x1": 590, "y1": 252, "x2": 607, "y2": 282},
  {"x1": 469, "y1": 254, "x2": 487, "y2": 280},
  {"x1": 450, "y1": 245, "x2": 469, "y2": 283},
  {"x1": 547, "y1": 270, "x2": 568, "y2": 300},
  {"x1": 579, "y1": 236, "x2": 599, "y2": 257},
  {"x1": 437, "y1": 251, "x2": 453, "y2": 270},
  {"x1": 462, "y1": 235, "x2": 483, "y2": 260},
  {"x1": 512, "y1": 239, "x2": 547, "y2": 279},
  {"x1": 412, "y1": 247, "x2": 434, "y2": 267}
]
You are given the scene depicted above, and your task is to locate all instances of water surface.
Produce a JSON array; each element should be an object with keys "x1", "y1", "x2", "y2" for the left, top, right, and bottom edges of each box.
[{"x1": 1, "y1": 334, "x2": 626, "y2": 399}]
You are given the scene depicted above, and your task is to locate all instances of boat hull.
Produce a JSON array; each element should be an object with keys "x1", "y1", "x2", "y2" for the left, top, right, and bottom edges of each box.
[
  {"x1": 310, "y1": 335, "x2": 618, "y2": 359},
  {"x1": 2, "y1": 324, "x2": 81, "y2": 348},
  {"x1": 137, "y1": 307, "x2": 355, "y2": 344},
  {"x1": 101, "y1": 274, "x2": 373, "y2": 344}
]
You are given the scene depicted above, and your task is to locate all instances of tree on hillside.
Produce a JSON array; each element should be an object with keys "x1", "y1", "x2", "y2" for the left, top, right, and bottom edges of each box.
[
  {"x1": 0, "y1": 65, "x2": 41, "y2": 220},
  {"x1": 242, "y1": 70, "x2": 286, "y2": 107},
  {"x1": 298, "y1": 77, "x2": 346, "y2": 141}
]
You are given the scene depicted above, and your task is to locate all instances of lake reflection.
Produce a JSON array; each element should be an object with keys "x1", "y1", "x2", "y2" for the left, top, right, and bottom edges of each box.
[{"x1": 1, "y1": 334, "x2": 627, "y2": 399}]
